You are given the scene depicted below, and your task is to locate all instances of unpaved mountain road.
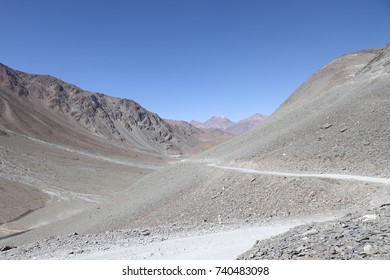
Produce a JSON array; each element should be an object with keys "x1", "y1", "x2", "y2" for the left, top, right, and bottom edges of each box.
[
  {"x1": 2, "y1": 161, "x2": 389, "y2": 259},
  {"x1": 207, "y1": 162, "x2": 390, "y2": 186},
  {"x1": 45, "y1": 163, "x2": 390, "y2": 260},
  {"x1": 81, "y1": 163, "x2": 389, "y2": 260},
  {"x1": 75, "y1": 213, "x2": 342, "y2": 260}
]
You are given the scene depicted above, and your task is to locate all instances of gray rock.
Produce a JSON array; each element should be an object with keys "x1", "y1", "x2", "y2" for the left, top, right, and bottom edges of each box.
[
  {"x1": 140, "y1": 229, "x2": 151, "y2": 236},
  {"x1": 0, "y1": 130, "x2": 9, "y2": 137},
  {"x1": 380, "y1": 224, "x2": 390, "y2": 231},
  {"x1": 302, "y1": 228, "x2": 318, "y2": 236},
  {"x1": 363, "y1": 244, "x2": 374, "y2": 254},
  {"x1": 0, "y1": 245, "x2": 16, "y2": 252},
  {"x1": 320, "y1": 123, "x2": 333, "y2": 129}
]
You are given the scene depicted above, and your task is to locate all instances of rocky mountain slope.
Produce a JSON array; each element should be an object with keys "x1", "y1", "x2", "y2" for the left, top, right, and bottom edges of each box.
[
  {"x1": 198, "y1": 43, "x2": 390, "y2": 177},
  {"x1": 2, "y1": 43, "x2": 390, "y2": 260},
  {"x1": 96, "y1": 42, "x2": 390, "y2": 243},
  {"x1": 191, "y1": 114, "x2": 266, "y2": 134},
  {"x1": 0, "y1": 63, "x2": 198, "y2": 155}
]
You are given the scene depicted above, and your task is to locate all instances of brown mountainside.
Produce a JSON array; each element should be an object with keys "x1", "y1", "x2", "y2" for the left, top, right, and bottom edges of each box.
[{"x1": 0, "y1": 63, "x2": 198, "y2": 155}]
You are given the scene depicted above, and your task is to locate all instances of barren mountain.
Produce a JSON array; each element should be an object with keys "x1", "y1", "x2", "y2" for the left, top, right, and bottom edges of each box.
[
  {"x1": 0, "y1": 63, "x2": 204, "y2": 245},
  {"x1": 199, "y1": 44, "x2": 390, "y2": 177},
  {"x1": 0, "y1": 63, "x2": 198, "y2": 156},
  {"x1": 165, "y1": 119, "x2": 233, "y2": 154},
  {"x1": 226, "y1": 114, "x2": 267, "y2": 134},
  {"x1": 195, "y1": 116, "x2": 234, "y2": 131},
  {"x1": 2, "y1": 43, "x2": 390, "y2": 260},
  {"x1": 191, "y1": 114, "x2": 266, "y2": 134}
]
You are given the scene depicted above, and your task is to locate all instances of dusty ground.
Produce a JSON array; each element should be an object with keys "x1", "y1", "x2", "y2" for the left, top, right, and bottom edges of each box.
[
  {"x1": 0, "y1": 178, "x2": 49, "y2": 225},
  {"x1": 0, "y1": 130, "x2": 161, "y2": 240},
  {"x1": 2, "y1": 158, "x2": 389, "y2": 259},
  {"x1": 0, "y1": 213, "x2": 342, "y2": 260}
]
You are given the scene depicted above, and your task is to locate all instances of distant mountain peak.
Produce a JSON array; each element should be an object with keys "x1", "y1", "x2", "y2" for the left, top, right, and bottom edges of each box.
[{"x1": 191, "y1": 114, "x2": 266, "y2": 134}]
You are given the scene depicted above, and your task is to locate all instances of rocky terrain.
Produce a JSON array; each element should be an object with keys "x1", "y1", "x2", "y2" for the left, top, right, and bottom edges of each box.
[
  {"x1": 191, "y1": 114, "x2": 266, "y2": 134},
  {"x1": 198, "y1": 43, "x2": 390, "y2": 177},
  {"x1": 1, "y1": 42, "x2": 390, "y2": 260},
  {"x1": 0, "y1": 63, "x2": 231, "y2": 244},
  {"x1": 0, "y1": 63, "x2": 201, "y2": 156},
  {"x1": 239, "y1": 204, "x2": 390, "y2": 260}
]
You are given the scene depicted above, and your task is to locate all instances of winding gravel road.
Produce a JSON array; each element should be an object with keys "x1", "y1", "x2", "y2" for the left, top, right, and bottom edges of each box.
[
  {"x1": 207, "y1": 163, "x2": 390, "y2": 186},
  {"x1": 3, "y1": 161, "x2": 389, "y2": 259},
  {"x1": 67, "y1": 163, "x2": 390, "y2": 260}
]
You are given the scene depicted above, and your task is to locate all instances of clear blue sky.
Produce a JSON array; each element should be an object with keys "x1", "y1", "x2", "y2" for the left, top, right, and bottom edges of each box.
[{"x1": 1, "y1": 0, "x2": 389, "y2": 121}]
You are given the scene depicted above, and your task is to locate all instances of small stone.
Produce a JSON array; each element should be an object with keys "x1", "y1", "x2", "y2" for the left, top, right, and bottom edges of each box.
[
  {"x1": 302, "y1": 228, "x2": 318, "y2": 236},
  {"x1": 380, "y1": 224, "x2": 390, "y2": 231},
  {"x1": 140, "y1": 229, "x2": 150, "y2": 236},
  {"x1": 308, "y1": 191, "x2": 316, "y2": 200},
  {"x1": 334, "y1": 246, "x2": 346, "y2": 253},
  {"x1": 357, "y1": 237, "x2": 370, "y2": 243},
  {"x1": 362, "y1": 140, "x2": 370, "y2": 146},
  {"x1": 0, "y1": 245, "x2": 16, "y2": 252},
  {"x1": 335, "y1": 234, "x2": 344, "y2": 240},
  {"x1": 312, "y1": 244, "x2": 327, "y2": 253},
  {"x1": 363, "y1": 244, "x2": 373, "y2": 254},
  {"x1": 321, "y1": 123, "x2": 332, "y2": 129},
  {"x1": 0, "y1": 130, "x2": 9, "y2": 137},
  {"x1": 360, "y1": 214, "x2": 377, "y2": 222}
]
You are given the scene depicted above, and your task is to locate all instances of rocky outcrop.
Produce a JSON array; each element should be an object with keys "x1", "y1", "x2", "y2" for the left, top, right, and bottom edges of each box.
[{"x1": 239, "y1": 204, "x2": 390, "y2": 260}]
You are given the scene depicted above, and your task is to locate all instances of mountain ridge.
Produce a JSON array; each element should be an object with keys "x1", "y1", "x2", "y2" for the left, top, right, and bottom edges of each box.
[
  {"x1": 0, "y1": 63, "x2": 200, "y2": 156},
  {"x1": 191, "y1": 113, "x2": 266, "y2": 134}
]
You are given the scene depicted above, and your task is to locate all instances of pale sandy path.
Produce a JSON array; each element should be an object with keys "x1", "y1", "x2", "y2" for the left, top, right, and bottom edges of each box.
[
  {"x1": 75, "y1": 213, "x2": 342, "y2": 260},
  {"x1": 207, "y1": 163, "x2": 390, "y2": 186}
]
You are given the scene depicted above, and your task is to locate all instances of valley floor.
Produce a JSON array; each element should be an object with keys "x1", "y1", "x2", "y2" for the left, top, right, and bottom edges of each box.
[
  {"x1": 1, "y1": 212, "x2": 342, "y2": 260},
  {"x1": 1, "y1": 153, "x2": 390, "y2": 259}
]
